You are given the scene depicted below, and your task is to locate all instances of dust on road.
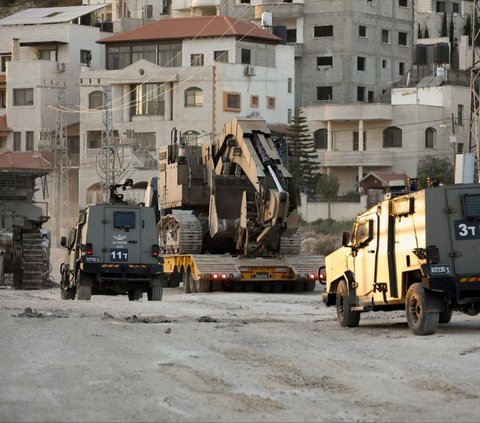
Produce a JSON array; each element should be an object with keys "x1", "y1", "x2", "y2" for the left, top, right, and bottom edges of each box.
[{"x1": 1, "y1": 285, "x2": 480, "y2": 422}]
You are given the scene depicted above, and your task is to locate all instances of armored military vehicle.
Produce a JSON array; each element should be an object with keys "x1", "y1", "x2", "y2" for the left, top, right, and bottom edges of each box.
[
  {"x1": 321, "y1": 182, "x2": 480, "y2": 335},
  {"x1": 59, "y1": 179, "x2": 163, "y2": 301}
]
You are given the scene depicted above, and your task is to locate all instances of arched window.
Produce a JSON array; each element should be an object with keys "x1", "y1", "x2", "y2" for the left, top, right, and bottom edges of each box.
[
  {"x1": 425, "y1": 127, "x2": 436, "y2": 148},
  {"x1": 383, "y1": 126, "x2": 402, "y2": 148},
  {"x1": 185, "y1": 87, "x2": 203, "y2": 107},
  {"x1": 314, "y1": 128, "x2": 328, "y2": 149},
  {"x1": 89, "y1": 90, "x2": 104, "y2": 110}
]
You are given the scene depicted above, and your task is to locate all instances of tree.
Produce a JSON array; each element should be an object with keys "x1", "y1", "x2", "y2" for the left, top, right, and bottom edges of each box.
[
  {"x1": 287, "y1": 109, "x2": 321, "y2": 200},
  {"x1": 316, "y1": 174, "x2": 339, "y2": 201},
  {"x1": 441, "y1": 12, "x2": 448, "y2": 37},
  {"x1": 417, "y1": 155, "x2": 454, "y2": 187}
]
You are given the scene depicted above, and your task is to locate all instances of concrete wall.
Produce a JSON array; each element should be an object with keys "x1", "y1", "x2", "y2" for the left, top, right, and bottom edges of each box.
[{"x1": 298, "y1": 194, "x2": 367, "y2": 222}]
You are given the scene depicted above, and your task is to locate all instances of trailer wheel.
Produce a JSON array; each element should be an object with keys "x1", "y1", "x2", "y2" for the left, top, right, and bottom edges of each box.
[
  {"x1": 406, "y1": 283, "x2": 439, "y2": 335},
  {"x1": 198, "y1": 279, "x2": 210, "y2": 292},
  {"x1": 439, "y1": 308, "x2": 453, "y2": 324},
  {"x1": 182, "y1": 271, "x2": 192, "y2": 293},
  {"x1": 147, "y1": 285, "x2": 163, "y2": 301},
  {"x1": 303, "y1": 279, "x2": 316, "y2": 292},
  {"x1": 336, "y1": 279, "x2": 360, "y2": 328},
  {"x1": 75, "y1": 270, "x2": 92, "y2": 301}
]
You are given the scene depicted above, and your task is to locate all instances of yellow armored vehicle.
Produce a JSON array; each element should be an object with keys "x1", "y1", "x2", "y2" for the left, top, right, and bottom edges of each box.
[{"x1": 321, "y1": 182, "x2": 480, "y2": 335}]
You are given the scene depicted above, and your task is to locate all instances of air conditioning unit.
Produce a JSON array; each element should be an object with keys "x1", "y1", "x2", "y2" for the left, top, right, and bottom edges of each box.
[
  {"x1": 56, "y1": 62, "x2": 65, "y2": 73},
  {"x1": 244, "y1": 65, "x2": 256, "y2": 76}
]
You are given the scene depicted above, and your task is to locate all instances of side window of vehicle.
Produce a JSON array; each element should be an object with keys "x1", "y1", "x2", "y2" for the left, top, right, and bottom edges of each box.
[{"x1": 354, "y1": 219, "x2": 374, "y2": 247}]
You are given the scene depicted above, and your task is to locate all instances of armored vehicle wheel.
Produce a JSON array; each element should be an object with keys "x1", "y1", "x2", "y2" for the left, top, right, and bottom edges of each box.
[
  {"x1": 336, "y1": 279, "x2": 360, "y2": 328},
  {"x1": 147, "y1": 284, "x2": 163, "y2": 301},
  {"x1": 406, "y1": 283, "x2": 439, "y2": 335},
  {"x1": 75, "y1": 270, "x2": 92, "y2": 301},
  {"x1": 128, "y1": 290, "x2": 143, "y2": 301},
  {"x1": 439, "y1": 308, "x2": 453, "y2": 324},
  {"x1": 61, "y1": 287, "x2": 75, "y2": 300}
]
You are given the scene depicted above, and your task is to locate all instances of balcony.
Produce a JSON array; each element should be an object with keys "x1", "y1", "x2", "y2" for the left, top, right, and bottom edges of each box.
[
  {"x1": 321, "y1": 150, "x2": 394, "y2": 168},
  {"x1": 191, "y1": 0, "x2": 221, "y2": 7},
  {"x1": 254, "y1": 2, "x2": 303, "y2": 19},
  {"x1": 305, "y1": 103, "x2": 393, "y2": 123}
]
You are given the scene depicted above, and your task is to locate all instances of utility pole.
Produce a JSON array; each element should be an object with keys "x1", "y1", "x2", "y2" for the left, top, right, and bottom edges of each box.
[{"x1": 468, "y1": 0, "x2": 480, "y2": 182}]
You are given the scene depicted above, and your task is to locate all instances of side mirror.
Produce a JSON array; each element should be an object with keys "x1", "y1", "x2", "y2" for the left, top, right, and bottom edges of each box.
[
  {"x1": 60, "y1": 236, "x2": 67, "y2": 248},
  {"x1": 341, "y1": 232, "x2": 350, "y2": 247}
]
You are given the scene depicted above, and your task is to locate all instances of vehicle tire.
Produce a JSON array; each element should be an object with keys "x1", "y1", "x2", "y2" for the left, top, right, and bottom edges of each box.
[
  {"x1": 128, "y1": 289, "x2": 142, "y2": 301},
  {"x1": 198, "y1": 279, "x2": 210, "y2": 292},
  {"x1": 405, "y1": 283, "x2": 439, "y2": 335},
  {"x1": 439, "y1": 308, "x2": 453, "y2": 324},
  {"x1": 60, "y1": 267, "x2": 75, "y2": 300},
  {"x1": 336, "y1": 279, "x2": 360, "y2": 328},
  {"x1": 182, "y1": 271, "x2": 192, "y2": 293},
  {"x1": 75, "y1": 269, "x2": 92, "y2": 301},
  {"x1": 147, "y1": 285, "x2": 163, "y2": 301},
  {"x1": 303, "y1": 279, "x2": 316, "y2": 292}
]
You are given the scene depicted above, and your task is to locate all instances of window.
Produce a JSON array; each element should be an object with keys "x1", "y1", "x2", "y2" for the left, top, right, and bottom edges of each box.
[
  {"x1": 383, "y1": 126, "x2": 402, "y2": 147},
  {"x1": 89, "y1": 91, "x2": 104, "y2": 110},
  {"x1": 250, "y1": 95, "x2": 259, "y2": 108},
  {"x1": 382, "y1": 29, "x2": 390, "y2": 44},
  {"x1": 436, "y1": 1, "x2": 446, "y2": 13},
  {"x1": 314, "y1": 25, "x2": 333, "y2": 37},
  {"x1": 458, "y1": 104, "x2": 464, "y2": 126},
  {"x1": 425, "y1": 127, "x2": 436, "y2": 148},
  {"x1": 114, "y1": 211, "x2": 135, "y2": 229},
  {"x1": 359, "y1": 25, "x2": 367, "y2": 38},
  {"x1": 26, "y1": 131, "x2": 34, "y2": 151},
  {"x1": 357, "y1": 86, "x2": 365, "y2": 102},
  {"x1": 286, "y1": 29, "x2": 296, "y2": 43},
  {"x1": 399, "y1": 0, "x2": 407, "y2": 7},
  {"x1": 224, "y1": 92, "x2": 241, "y2": 112},
  {"x1": 191, "y1": 53, "x2": 204, "y2": 66},
  {"x1": 368, "y1": 91, "x2": 374, "y2": 103},
  {"x1": 37, "y1": 49, "x2": 55, "y2": 61},
  {"x1": 353, "y1": 131, "x2": 367, "y2": 151},
  {"x1": 317, "y1": 56, "x2": 333, "y2": 68},
  {"x1": 132, "y1": 45, "x2": 155, "y2": 64},
  {"x1": 158, "y1": 43, "x2": 181, "y2": 67},
  {"x1": 86, "y1": 131, "x2": 102, "y2": 149},
  {"x1": 145, "y1": 4, "x2": 153, "y2": 18},
  {"x1": 13, "y1": 88, "x2": 34, "y2": 106},
  {"x1": 314, "y1": 129, "x2": 327, "y2": 149},
  {"x1": 0, "y1": 55, "x2": 11, "y2": 72},
  {"x1": 357, "y1": 56, "x2": 365, "y2": 71},
  {"x1": 382, "y1": 59, "x2": 387, "y2": 68},
  {"x1": 131, "y1": 83, "x2": 165, "y2": 115},
  {"x1": 398, "y1": 32, "x2": 408, "y2": 46},
  {"x1": 317, "y1": 86, "x2": 332, "y2": 101},
  {"x1": 80, "y1": 49, "x2": 92, "y2": 65},
  {"x1": 288, "y1": 78, "x2": 292, "y2": 93},
  {"x1": 288, "y1": 109, "x2": 292, "y2": 123},
  {"x1": 0, "y1": 88, "x2": 5, "y2": 108},
  {"x1": 134, "y1": 132, "x2": 156, "y2": 150},
  {"x1": 214, "y1": 50, "x2": 228, "y2": 63},
  {"x1": 241, "y1": 49, "x2": 251, "y2": 64},
  {"x1": 452, "y1": 2, "x2": 459, "y2": 14},
  {"x1": 13, "y1": 132, "x2": 21, "y2": 151},
  {"x1": 185, "y1": 87, "x2": 203, "y2": 107},
  {"x1": 267, "y1": 96, "x2": 275, "y2": 109},
  {"x1": 399, "y1": 62, "x2": 405, "y2": 75}
]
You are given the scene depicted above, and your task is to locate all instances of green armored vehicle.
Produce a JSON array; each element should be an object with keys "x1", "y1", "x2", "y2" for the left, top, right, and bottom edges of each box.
[
  {"x1": 321, "y1": 182, "x2": 480, "y2": 335},
  {"x1": 60, "y1": 179, "x2": 163, "y2": 301}
]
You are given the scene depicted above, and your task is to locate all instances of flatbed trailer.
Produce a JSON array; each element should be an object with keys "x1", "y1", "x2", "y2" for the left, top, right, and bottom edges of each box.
[{"x1": 161, "y1": 254, "x2": 324, "y2": 293}]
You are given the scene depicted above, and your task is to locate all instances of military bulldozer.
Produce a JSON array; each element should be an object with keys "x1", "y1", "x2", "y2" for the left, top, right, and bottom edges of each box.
[{"x1": 0, "y1": 151, "x2": 52, "y2": 289}]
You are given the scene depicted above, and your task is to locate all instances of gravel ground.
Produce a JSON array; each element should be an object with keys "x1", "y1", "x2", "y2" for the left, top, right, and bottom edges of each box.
[{"x1": 1, "y1": 280, "x2": 480, "y2": 422}]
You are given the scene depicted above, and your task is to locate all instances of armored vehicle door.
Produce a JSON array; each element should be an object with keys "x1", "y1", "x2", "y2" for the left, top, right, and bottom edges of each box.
[
  {"x1": 445, "y1": 185, "x2": 480, "y2": 274},
  {"x1": 351, "y1": 209, "x2": 379, "y2": 297},
  {"x1": 104, "y1": 206, "x2": 141, "y2": 264}
]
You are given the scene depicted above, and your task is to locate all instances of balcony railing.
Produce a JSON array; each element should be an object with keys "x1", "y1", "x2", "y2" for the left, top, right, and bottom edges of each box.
[
  {"x1": 254, "y1": 2, "x2": 303, "y2": 19},
  {"x1": 321, "y1": 150, "x2": 394, "y2": 167}
]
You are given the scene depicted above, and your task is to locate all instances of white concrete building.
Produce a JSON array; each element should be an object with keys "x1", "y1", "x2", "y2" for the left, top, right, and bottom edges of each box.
[
  {"x1": 78, "y1": 15, "x2": 294, "y2": 206},
  {"x1": 304, "y1": 80, "x2": 470, "y2": 196}
]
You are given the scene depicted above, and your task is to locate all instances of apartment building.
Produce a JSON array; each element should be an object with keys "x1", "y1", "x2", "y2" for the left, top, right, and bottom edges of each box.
[{"x1": 77, "y1": 15, "x2": 294, "y2": 206}]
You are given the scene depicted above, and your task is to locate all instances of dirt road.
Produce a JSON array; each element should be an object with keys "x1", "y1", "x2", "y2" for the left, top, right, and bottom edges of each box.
[{"x1": 1, "y1": 284, "x2": 480, "y2": 422}]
